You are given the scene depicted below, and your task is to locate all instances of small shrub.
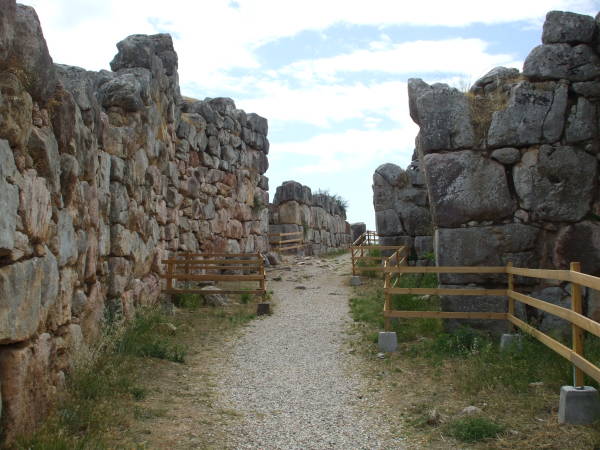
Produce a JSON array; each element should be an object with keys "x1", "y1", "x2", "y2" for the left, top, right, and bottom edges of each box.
[
  {"x1": 240, "y1": 293, "x2": 252, "y2": 304},
  {"x1": 116, "y1": 311, "x2": 186, "y2": 363},
  {"x1": 173, "y1": 293, "x2": 202, "y2": 309},
  {"x1": 446, "y1": 417, "x2": 504, "y2": 443}
]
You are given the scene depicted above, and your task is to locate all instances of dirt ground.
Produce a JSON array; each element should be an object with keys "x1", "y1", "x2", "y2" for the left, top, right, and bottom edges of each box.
[{"x1": 117, "y1": 252, "x2": 401, "y2": 449}]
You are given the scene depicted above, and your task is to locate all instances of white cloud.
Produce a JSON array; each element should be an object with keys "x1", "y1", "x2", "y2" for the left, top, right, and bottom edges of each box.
[
  {"x1": 279, "y1": 38, "x2": 521, "y2": 84},
  {"x1": 22, "y1": 0, "x2": 596, "y2": 86}
]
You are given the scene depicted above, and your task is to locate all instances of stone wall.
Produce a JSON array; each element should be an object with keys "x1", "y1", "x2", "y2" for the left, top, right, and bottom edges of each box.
[
  {"x1": 373, "y1": 160, "x2": 432, "y2": 264},
  {"x1": 408, "y1": 10, "x2": 600, "y2": 332},
  {"x1": 269, "y1": 181, "x2": 352, "y2": 255},
  {"x1": 0, "y1": 0, "x2": 269, "y2": 439}
]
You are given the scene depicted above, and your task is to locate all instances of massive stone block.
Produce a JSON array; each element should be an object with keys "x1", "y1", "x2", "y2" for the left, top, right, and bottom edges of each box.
[
  {"x1": 0, "y1": 252, "x2": 58, "y2": 343},
  {"x1": 435, "y1": 224, "x2": 539, "y2": 284},
  {"x1": 424, "y1": 151, "x2": 515, "y2": 227},
  {"x1": 487, "y1": 81, "x2": 568, "y2": 147},
  {"x1": 408, "y1": 79, "x2": 474, "y2": 153},
  {"x1": 513, "y1": 145, "x2": 596, "y2": 222},
  {"x1": 523, "y1": 43, "x2": 600, "y2": 81},
  {"x1": 542, "y1": 11, "x2": 596, "y2": 44}
]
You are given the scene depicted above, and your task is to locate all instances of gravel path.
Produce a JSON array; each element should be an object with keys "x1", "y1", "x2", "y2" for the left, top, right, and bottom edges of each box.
[{"x1": 218, "y1": 253, "x2": 403, "y2": 449}]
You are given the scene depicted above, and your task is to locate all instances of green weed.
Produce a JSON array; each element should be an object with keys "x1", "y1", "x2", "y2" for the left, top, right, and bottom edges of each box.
[
  {"x1": 446, "y1": 417, "x2": 504, "y2": 443},
  {"x1": 173, "y1": 293, "x2": 202, "y2": 309}
]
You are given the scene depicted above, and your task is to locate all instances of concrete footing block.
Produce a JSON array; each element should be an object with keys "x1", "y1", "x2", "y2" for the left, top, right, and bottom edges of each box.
[
  {"x1": 500, "y1": 333, "x2": 523, "y2": 351},
  {"x1": 378, "y1": 332, "x2": 398, "y2": 353},
  {"x1": 350, "y1": 276, "x2": 362, "y2": 286},
  {"x1": 559, "y1": 386, "x2": 600, "y2": 425}
]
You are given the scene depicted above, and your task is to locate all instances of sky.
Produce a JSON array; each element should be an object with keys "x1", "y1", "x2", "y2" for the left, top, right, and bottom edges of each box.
[{"x1": 21, "y1": 0, "x2": 600, "y2": 230}]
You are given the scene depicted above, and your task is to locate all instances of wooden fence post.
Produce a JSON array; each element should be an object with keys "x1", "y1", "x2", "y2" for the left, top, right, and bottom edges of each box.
[
  {"x1": 259, "y1": 254, "x2": 266, "y2": 295},
  {"x1": 507, "y1": 262, "x2": 515, "y2": 332},
  {"x1": 351, "y1": 247, "x2": 356, "y2": 276},
  {"x1": 571, "y1": 261, "x2": 585, "y2": 387},
  {"x1": 184, "y1": 252, "x2": 191, "y2": 288},
  {"x1": 384, "y1": 258, "x2": 391, "y2": 331}
]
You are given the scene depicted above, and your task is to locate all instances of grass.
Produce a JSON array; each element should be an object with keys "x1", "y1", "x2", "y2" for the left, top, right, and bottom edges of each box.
[
  {"x1": 446, "y1": 417, "x2": 505, "y2": 443},
  {"x1": 348, "y1": 276, "x2": 600, "y2": 448},
  {"x1": 355, "y1": 248, "x2": 383, "y2": 278},
  {"x1": 12, "y1": 295, "x2": 262, "y2": 449}
]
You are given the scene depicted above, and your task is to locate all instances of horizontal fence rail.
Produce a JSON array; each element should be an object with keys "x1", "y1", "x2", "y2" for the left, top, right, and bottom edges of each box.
[
  {"x1": 382, "y1": 260, "x2": 600, "y2": 386},
  {"x1": 161, "y1": 252, "x2": 266, "y2": 296},
  {"x1": 350, "y1": 230, "x2": 406, "y2": 276},
  {"x1": 269, "y1": 231, "x2": 305, "y2": 253}
]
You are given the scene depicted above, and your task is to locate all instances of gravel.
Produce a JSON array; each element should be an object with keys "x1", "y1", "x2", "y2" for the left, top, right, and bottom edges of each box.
[{"x1": 217, "y1": 254, "x2": 404, "y2": 449}]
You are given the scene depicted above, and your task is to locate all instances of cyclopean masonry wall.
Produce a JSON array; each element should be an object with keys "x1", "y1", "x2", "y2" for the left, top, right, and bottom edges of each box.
[
  {"x1": 0, "y1": 0, "x2": 269, "y2": 439},
  {"x1": 269, "y1": 181, "x2": 352, "y2": 255},
  {"x1": 373, "y1": 160, "x2": 432, "y2": 264},
  {"x1": 408, "y1": 10, "x2": 600, "y2": 333}
]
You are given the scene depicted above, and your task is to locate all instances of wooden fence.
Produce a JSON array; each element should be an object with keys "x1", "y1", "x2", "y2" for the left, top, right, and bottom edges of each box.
[
  {"x1": 383, "y1": 260, "x2": 600, "y2": 385},
  {"x1": 161, "y1": 252, "x2": 266, "y2": 296},
  {"x1": 269, "y1": 231, "x2": 305, "y2": 253},
  {"x1": 350, "y1": 230, "x2": 405, "y2": 276}
]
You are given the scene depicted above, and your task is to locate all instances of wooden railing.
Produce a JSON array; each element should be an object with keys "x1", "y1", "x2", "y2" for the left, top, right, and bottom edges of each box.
[
  {"x1": 161, "y1": 252, "x2": 266, "y2": 296},
  {"x1": 350, "y1": 230, "x2": 405, "y2": 276},
  {"x1": 269, "y1": 231, "x2": 304, "y2": 253},
  {"x1": 383, "y1": 262, "x2": 600, "y2": 385}
]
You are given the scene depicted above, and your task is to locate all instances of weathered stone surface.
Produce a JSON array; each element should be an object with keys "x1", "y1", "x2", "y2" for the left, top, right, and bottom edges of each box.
[
  {"x1": 408, "y1": 79, "x2": 474, "y2": 153},
  {"x1": 0, "y1": 4, "x2": 57, "y2": 103},
  {"x1": 470, "y1": 66, "x2": 520, "y2": 95},
  {"x1": 0, "y1": 178, "x2": 18, "y2": 255},
  {"x1": 110, "y1": 33, "x2": 178, "y2": 76},
  {"x1": 554, "y1": 221, "x2": 600, "y2": 274},
  {"x1": 278, "y1": 201, "x2": 302, "y2": 225},
  {"x1": 565, "y1": 96, "x2": 598, "y2": 143},
  {"x1": 27, "y1": 127, "x2": 60, "y2": 193},
  {"x1": 98, "y1": 71, "x2": 148, "y2": 112},
  {"x1": 542, "y1": 11, "x2": 596, "y2": 45},
  {"x1": 57, "y1": 210, "x2": 78, "y2": 266},
  {"x1": 513, "y1": 145, "x2": 596, "y2": 222},
  {"x1": 351, "y1": 222, "x2": 366, "y2": 242},
  {"x1": 19, "y1": 171, "x2": 51, "y2": 242},
  {"x1": 424, "y1": 151, "x2": 515, "y2": 227},
  {"x1": 273, "y1": 180, "x2": 312, "y2": 205},
  {"x1": 491, "y1": 147, "x2": 521, "y2": 165},
  {"x1": 376, "y1": 209, "x2": 402, "y2": 236},
  {"x1": 523, "y1": 44, "x2": 600, "y2": 81},
  {"x1": 0, "y1": 252, "x2": 58, "y2": 343},
  {"x1": 436, "y1": 225, "x2": 539, "y2": 284},
  {"x1": 488, "y1": 82, "x2": 568, "y2": 147},
  {"x1": 440, "y1": 287, "x2": 508, "y2": 333},
  {"x1": 0, "y1": 333, "x2": 54, "y2": 442}
]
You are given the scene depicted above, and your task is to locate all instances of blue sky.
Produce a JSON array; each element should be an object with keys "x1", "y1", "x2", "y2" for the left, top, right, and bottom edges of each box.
[{"x1": 23, "y1": 0, "x2": 600, "y2": 229}]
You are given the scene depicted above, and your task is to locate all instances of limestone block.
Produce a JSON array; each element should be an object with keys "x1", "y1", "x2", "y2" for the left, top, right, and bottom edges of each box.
[
  {"x1": 440, "y1": 286, "x2": 508, "y2": 334},
  {"x1": 376, "y1": 209, "x2": 403, "y2": 236},
  {"x1": 435, "y1": 224, "x2": 539, "y2": 284},
  {"x1": 491, "y1": 147, "x2": 520, "y2": 165},
  {"x1": 273, "y1": 181, "x2": 312, "y2": 205},
  {"x1": 109, "y1": 182, "x2": 129, "y2": 225},
  {"x1": 513, "y1": 146, "x2": 596, "y2": 222},
  {"x1": 0, "y1": 251, "x2": 58, "y2": 343},
  {"x1": 523, "y1": 44, "x2": 600, "y2": 81},
  {"x1": 108, "y1": 257, "x2": 132, "y2": 297},
  {"x1": 0, "y1": 73, "x2": 33, "y2": 149},
  {"x1": 278, "y1": 201, "x2": 302, "y2": 225},
  {"x1": 28, "y1": 126, "x2": 61, "y2": 193},
  {"x1": 565, "y1": 96, "x2": 598, "y2": 143},
  {"x1": 57, "y1": 210, "x2": 78, "y2": 267},
  {"x1": 542, "y1": 11, "x2": 596, "y2": 45},
  {"x1": 553, "y1": 222, "x2": 600, "y2": 275},
  {"x1": 19, "y1": 170, "x2": 51, "y2": 242},
  {"x1": 408, "y1": 78, "x2": 474, "y2": 153},
  {"x1": 0, "y1": 333, "x2": 54, "y2": 442},
  {"x1": 0, "y1": 178, "x2": 18, "y2": 255},
  {"x1": 488, "y1": 81, "x2": 568, "y2": 147},
  {"x1": 424, "y1": 150, "x2": 515, "y2": 227}
]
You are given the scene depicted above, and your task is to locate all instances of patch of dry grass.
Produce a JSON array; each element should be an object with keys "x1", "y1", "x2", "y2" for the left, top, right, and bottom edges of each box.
[{"x1": 349, "y1": 280, "x2": 600, "y2": 449}]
